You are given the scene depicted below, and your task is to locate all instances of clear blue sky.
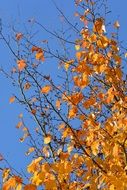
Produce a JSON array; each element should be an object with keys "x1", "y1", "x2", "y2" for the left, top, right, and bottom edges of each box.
[{"x1": 0, "y1": 0, "x2": 127, "y2": 176}]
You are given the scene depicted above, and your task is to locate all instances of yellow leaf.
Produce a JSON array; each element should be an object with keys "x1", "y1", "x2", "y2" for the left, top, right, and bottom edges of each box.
[
  {"x1": 75, "y1": 44, "x2": 80, "y2": 50},
  {"x1": 109, "y1": 184, "x2": 115, "y2": 190},
  {"x1": 67, "y1": 144, "x2": 74, "y2": 153},
  {"x1": 68, "y1": 106, "x2": 78, "y2": 119},
  {"x1": 9, "y1": 96, "x2": 15, "y2": 103},
  {"x1": 35, "y1": 49, "x2": 45, "y2": 62},
  {"x1": 41, "y1": 85, "x2": 51, "y2": 94},
  {"x1": 44, "y1": 135, "x2": 51, "y2": 144},
  {"x1": 27, "y1": 157, "x2": 42, "y2": 173},
  {"x1": 17, "y1": 59, "x2": 26, "y2": 71},
  {"x1": 26, "y1": 147, "x2": 35, "y2": 156},
  {"x1": 16, "y1": 183, "x2": 22, "y2": 190},
  {"x1": 64, "y1": 59, "x2": 74, "y2": 71},
  {"x1": 113, "y1": 143, "x2": 119, "y2": 157},
  {"x1": 2, "y1": 168, "x2": 10, "y2": 182}
]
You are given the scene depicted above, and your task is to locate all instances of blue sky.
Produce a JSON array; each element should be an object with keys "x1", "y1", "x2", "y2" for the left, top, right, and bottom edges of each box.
[{"x1": 0, "y1": 0, "x2": 127, "y2": 176}]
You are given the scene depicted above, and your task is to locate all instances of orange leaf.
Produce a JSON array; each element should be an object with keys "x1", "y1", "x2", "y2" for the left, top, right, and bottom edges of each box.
[
  {"x1": 24, "y1": 184, "x2": 37, "y2": 190},
  {"x1": 93, "y1": 18, "x2": 104, "y2": 34},
  {"x1": 24, "y1": 82, "x2": 31, "y2": 90},
  {"x1": 16, "y1": 121, "x2": 22, "y2": 129},
  {"x1": 9, "y1": 96, "x2": 15, "y2": 103},
  {"x1": 27, "y1": 157, "x2": 42, "y2": 173},
  {"x1": 41, "y1": 85, "x2": 51, "y2": 94},
  {"x1": 35, "y1": 49, "x2": 45, "y2": 62},
  {"x1": 17, "y1": 60, "x2": 26, "y2": 71},
  {"x1": 68, "y1": 106, "x2": 78, "y2": 119},
  {"x1": 56, "y1": 99, "x2": 61, "y2": 110},
  {"x1": 31, "y1": 109, "x2": 36, "y2": 115},
  {"x1": 31, "y1": 46, "x2": 40, "y2": 52}
]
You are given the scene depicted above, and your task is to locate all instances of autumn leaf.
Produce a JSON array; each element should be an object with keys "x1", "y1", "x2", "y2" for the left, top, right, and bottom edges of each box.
[
  {"x1": 27, "y1": 157, "x2": 42, "y2": 173},
  {"x1": 64, "y1": 59, "x2": 74, "y2": 71},
  {"x1": 2, "y1": 1, "x2": 127, "y2": 190},
  {"x1": 75, "y1": 44, "x2": 80, "y2": 50},
  {"x1": 68, "y1": 106, "x2": 78, "y2": 118},
  {"x1": 2, "y1": 168, "x2": 10, "y2": 182},
  {"x1": 26, "y1": 147, "x2": 35, "y2": 156},
  {"x1": 32, "y1": 47, "x2": 45, "y2": 62},
  {"x1": 24, "y1": 184, "x2": 37, "y2": 190},
  {"x1": 56, "y1": 99, "x2": 61, "y2": 110},
  {"x1": 16, "y1": 33, "x2": 23, "y2": 41},
  {"x1": 24, "y1": 82, "x2": 31, "y2": 90},
  {"x1": 114, "y1": 21, "x2": 120, "y2": 28},
  {"x1": 31, "y1": 46, "x2": 40, "y2": 52},
  {"x1": 3, "y1": 176, "x2": 22, "y2": 190},
  {"x1": 9, "y1": 96, "x2": 15, "y2": 103},
  {"x1": 44, "y1": 135, "x2": 52, "y2": 144},
  {"x1": 31, "y1": 109, "x2": 36, "y2": 115},
  {"x1": 40, "y1": 85, "x2": 51, "y2": 94},
  {"x1": 113, "y1": 143, "x2": 119, "y2": 157},
  {"x1": 17, "y1": 59, "x2": 26, "y2": 71},
  {"x1": 16, "y1": 121, "x2": 22, "y2": 129},
  {"x1": 93, "y1": 18, "x2": 104, "y2": 34},
  {"x1": 36, "y1": 50, "x2": 45, "y2": 62}
]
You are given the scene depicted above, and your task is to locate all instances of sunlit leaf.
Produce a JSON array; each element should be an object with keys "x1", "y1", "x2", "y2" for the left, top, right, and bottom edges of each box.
[
  {"x1": 40, "y1": 85, "x2": 51, "y2": 94},
  {"x1": 9, "y1": 96, "x2": 15, "y2": 103},
  {"x1": 24, "y1": 184, "x2": 37, "y2": 190},
  {"x1": 44, "y1": 135, "x2": 52, "y2": 144},
  {"x1": 17, "y1": 59, "x2": 26, "y2": 71}
]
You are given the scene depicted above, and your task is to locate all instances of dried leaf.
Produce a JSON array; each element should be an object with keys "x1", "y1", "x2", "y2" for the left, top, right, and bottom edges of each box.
[
  {"x1": 16, "y1": 33, "x2": 23, "y2": 41},
  {"x1": 114, "y1": 21, "x2": 120, "y2": 28},
  {"x1": 24, "y1": 82, "x2": 31, "y2": 90},
  {"x1": 31, "y1": 109, "x2": 36, "y2": 115}
]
